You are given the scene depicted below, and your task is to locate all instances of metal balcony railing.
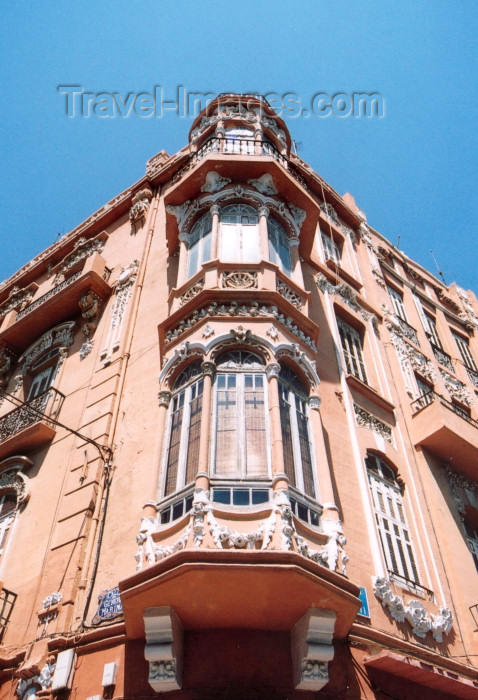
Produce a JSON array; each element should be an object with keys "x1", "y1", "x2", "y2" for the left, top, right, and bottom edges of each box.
[
  {"x1": 16, "y1": 270, "x2": 82, "y2": 320},
  {"x1": 429, "y1": 342, "x2": 454, "y2": 372},
  {"x1": 411, "y1": 390, "x2": 478, "y2": 429},
  {"x1": 465, "y1": 365, "x2": 478, "y2": 388},
  {"x1": 196, "y1": 136, "x2": 287, "y2": 165},
  {"x1": 0, "y1": 388, "x2": 64, "y2": 443},
  {"x1": 395, "y1": 316, "x2": 420, "y2": 346}
]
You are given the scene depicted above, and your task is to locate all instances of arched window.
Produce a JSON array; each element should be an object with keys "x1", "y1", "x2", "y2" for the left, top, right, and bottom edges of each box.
[
  {"x1": 219, "y1": 204, "x2": 260, "y2": 263},
  {"x1": 187, "y1": 212, "x2": 212, "y2": 278},
  {"x1": 164, "y1": 362, "x2": 204, "y2": 496},
  {"x1": 278, "y1": 365, "x2": 315, "y2": 498},
  {"x1": 366, "y1": 453, "x2": 419, "y2": 583},
  {"x1": 268, "y1": 217, "x2": 292, "y2": 276},
  {"x1": 213, "y1": 350, "x2": 269, "y2": 478}
]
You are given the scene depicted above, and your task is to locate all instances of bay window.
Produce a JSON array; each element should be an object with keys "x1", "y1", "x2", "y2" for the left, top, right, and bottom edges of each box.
[
  {"x1": 337, "y1": 318, "x2": 368, "y2": 383},
  {"x1": 219, "y1": 204, "x2": 260, "y2": 263},
  {"x1": 213, "y1": 351, "x2": 269, "y2": 479},
  {"x1": 268, "y1": 217, "x2": 292, "y2": 275},
  {"x1": 187, "y1": 212, "x2": 212, "y2": 278},
  {"x1": 278, "y1": 365, "x2": 315, "y2": 498}
]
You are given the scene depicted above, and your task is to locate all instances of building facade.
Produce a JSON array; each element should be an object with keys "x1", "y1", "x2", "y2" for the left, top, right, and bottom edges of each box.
[{"x1": 0, "y1": 94, "x2": 476, "y2": 699}]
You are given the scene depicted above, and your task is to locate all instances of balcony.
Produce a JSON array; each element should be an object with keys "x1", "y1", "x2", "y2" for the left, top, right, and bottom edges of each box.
[
  {"x1": 0, "y1": 253, "x2": 111, "y2": 351},
  {"x1": 465, "y1": 364, "x2": 478, "y2": 388},
  {"x1": 0, "y1": 388, "x2": 64, "y2": 459},
  {"x1": 429, "y1": 342, "x2": 454, "y2": 372},
  {"x1": 394, "y1": 316, "x2": 420, "y2": 346},
  {"x1": 410, "y1": 391, "x2": 478, "y2": 477}
]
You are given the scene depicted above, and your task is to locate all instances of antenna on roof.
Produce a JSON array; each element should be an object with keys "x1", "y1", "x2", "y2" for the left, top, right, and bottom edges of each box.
[
  {"x1": 396, "y1": 234, "x2": 400, "y2": 249},
  {"x1": 430, "y1": 249, "x2": 446, "y2": 285}
]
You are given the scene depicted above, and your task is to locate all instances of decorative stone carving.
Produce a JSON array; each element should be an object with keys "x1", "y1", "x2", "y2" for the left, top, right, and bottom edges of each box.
[
  {"x1": 165, "y1": 302, "x2": 316, "y2": 351},
  {"x1": 291, "y1": 609, "x2": 336, "y2": 692},
  {"x1": 403, "y1": 263, "x2": 426, "y2": 286},
  {"x1": 231, "y1": 325, "x2": 251, "y2": 343},
  {"x1": 440, "y1": 369, "x2": 473, "y2": 407},
  {"x1": 354, "y1": 404, "x2": 392, "y2": 443},
  {"x1": 145, "y1": 150, "x2": 170, "y2": 177},
  {"x1": 201, "y1": 170, "x2": 231, "y2": 193},
  {"x1": 0, "y1": 470, "x2": 28, "y2": 503},
  {"x1": 130, "y1": 187, "x2": 153, "y2": 227},
  {"x1": 180, "y1": 278, "x2": 205, "y2": 305},
  {"x1": 19, "y1": 323, "x2": 75, "y2": 373},
  {"x1": 277, "y1": 280, "x2": 303, "y2": 309},
  {"x1": 0, "y1": 347, "x2": 15, "y2": 387},
  {"x1": 266, "y1": 326, "x2": 279, "y2": 341},
  {"x1": 202, "y1": 324, "x2": 214, "y2": 339},
  {"x1": 101, "y1": 261, "x2": 138, "y2": 363},
  {"x1": 308, "y1": 394, "x2": 321, "y2": 410},
  {"x1": 289, "y1": 204, "x2": 306, "y2": 228},
  {"x1": 144, "y1": 607, "x2": 183, "y2": 693},
  {"x1": 456, "y1": 286, "x2": 478, "y2": 330},
  {"x1": 445, "y1": 464, "x2": 478, "y2": 518},
  {"x1": 17, "y1": 271, "x2": 83, "y2": 321},
  {"x1": 16, "y1": 660, "x2": 56, "y2": 697},
  {"x1": 207, "y1": 503, "x2": 276, "y2": 550},
  {"x1": 166, "y1": 201, "x2": 192, "y2": 229},
  {"x1": 374, "y1": 578, "x2": 453, "y2": 642},
  {"x1": 158, "y1": 391, "x2": 172, "y2": 408},
  {"x1": 200, "y1": 361, "x2": 215, "y2": 378},
  {"x1": 265, "y1": 362, "x2": 281, "y2": 380},
  {"x1": 221, "y1": 271, "x2": 258, "y2": 289},
  {"x1": 79, "y1": 290, "x2": 102, "y2": 336},
  {"x1": 53, "y1": 235, "x2": 106, "y2": 285},
  {"x1": 247, "y1": 173, "x2": 278, "y2": 195},
  {"x1": 42, "y1": 592, "x2": 62, "y2": 609},
  {"x1": 316, "y1": 274, "x2": 375, "y2": 325},
  {"x1": 0, "y1": 286, "x2": 34, "y2": 320}
]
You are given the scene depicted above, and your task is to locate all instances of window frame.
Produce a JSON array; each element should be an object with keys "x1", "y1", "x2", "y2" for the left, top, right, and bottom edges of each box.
[
  {"x1": 268, "y1": 217, "x2": 292, "y2": 276},
  {"x1": 453, "y1": 331, "x2": 477, "y2": 371},
  {"x1": 219, "y1": 204, "x2": 260, "y2": 264},
  {"x1": 337, "y1": 318, "x2": 368, "y2": 384},
  {"x1": 186, "y1": 212, "x2": 213, "y2": 279},
  {"x1": 321, "y1": 230, "x2": 341, "y2": 265},
  {"x1": 387, "y1": 285, "x2": 407, "y2": 322}
]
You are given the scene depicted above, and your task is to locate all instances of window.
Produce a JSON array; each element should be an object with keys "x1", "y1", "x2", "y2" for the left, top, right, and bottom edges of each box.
[
  {"x1": 387, "y1": 285, "x2": 407, "y2": 322},
  {"x1": 223, "y1": 127, "x2": 255, "y2": 154},
  {"x1": 366, "y1": 454, "x2": 419, "y2": 583},
  {"x1": 423, "y1": 312, "x2": 442, "y2": 349},
  {"x1": 463, "y1": 520, "x2": 478, "y2": 572},
  {"x1": 337, "y1": 318, "x2": 367, "y2": 383},
  {"x1": 268, "y1": 217, "x2": 292, "y2": 275},
  {"x1": 187, "y1": 212, "x2": 212, "y2": 278},
  {"x1": 415, "y1": 375, "x2": 434, "y2": 408},
  {"x1": 212, "y1": 486, "x2": 269, "y2": 506},
  {"x1": 0, "y1": 490, "x2": 17, "y2": 557},
  {"x1": 453, "y1": 332, "x2": 477, "y2": 371},
  {"x1": 26, "y1": 347, "x2": 60, "y2": 402},
  {"x1": 321, "y1": 231, "x2": 341, "y2": 265},
  {"x1": 213, "y1": 351, "x2": 269, "y2": 478},
  {"x1": 278, "y1": 365, "x2": 315, "y2": 498},
  {"x1": 219, "y1": 204, "x2": 260, "y2": 263},
  {"x1": 164, "y1": 362, "x2": 204, "y2": 496}
]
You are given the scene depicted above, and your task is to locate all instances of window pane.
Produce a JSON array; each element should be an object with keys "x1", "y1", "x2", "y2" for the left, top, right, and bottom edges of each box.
[
  {"x1": 213, "y1": 489, "x2": 231, "y2": 504},
  {"x1": 220, "y1": 223, "x2": 240, "y2": 261},
  {"x1": 232, "y1": 489, "x2": 249, "y2": 506},
  {"x1": 279, "y1": 385, "x2": 296, "y2": 487},
  {"x1": 252, "y1": 490, "x2": 269, "y2": 505},
  {"x1": 165, "y1": 396, "x2": 184, "y2": 496},
  {"x1": 185, "y1": 386, "x2": 203, "y2": 485},
  {"x1": 215, "y1": 378, "x2": 238, "y2": 475},
  {"x1": 244, "y1": 375, "x2": 267, "y2": 476},
  {"x1": 241, "y1": 225, "x2": 260, "y2": 262},
  {"x1": 295, "y1": 398, "x2": 315, "y2": 498}
]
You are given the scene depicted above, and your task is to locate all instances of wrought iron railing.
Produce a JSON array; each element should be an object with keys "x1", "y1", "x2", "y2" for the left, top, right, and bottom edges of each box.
[
  {"x1": 395, "y1": 317, "x2": 420, "y2": 346},
  {"x1": 429, "y1": 342, "x2": 454, "y2": 372},
  {"x1": 0, "y1": 388, "x2": 64, "y2": 443},
  {"x1": 16, "y1": 270, "x2": 82, "y2": 320},
  {"x1": 465, "y1": 365, "x2": 478, "y2": 389},
  {"x1": 196, "y1": 136, "x2": 287, "y2": 164},
  {"x1": 387, "y1": 571, "x2": 434, "y2": 600},
  {"x1": 411, "y1": 390, "x2": 478, "y2": 429},
  {"x1": 0, "y1": 586, "x2": 16, "y2": 643}
]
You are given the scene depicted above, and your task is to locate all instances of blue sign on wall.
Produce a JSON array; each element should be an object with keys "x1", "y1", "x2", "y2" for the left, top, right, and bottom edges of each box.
[
  {"x1": 91, "y1": 586, "x2": 123, "y2": 625},
  {"x1": 358, "y1": 587, "x2": 370, "y2": 617}
]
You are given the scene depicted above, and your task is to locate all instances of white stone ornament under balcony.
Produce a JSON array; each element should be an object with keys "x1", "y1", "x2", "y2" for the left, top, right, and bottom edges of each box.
[
  {"x1": 144, "y1": 607, "x2": 183, "y2": 693},
  {"x1": 373, "y1": 577, "x2": 453, "y2": 642},
  {"x1": 247, "y1": 173, "x2": 278, "y2": 195},
  {"x1": 291, "y1": 609, "x2": 336, "y2": 692},
  {"x1": 201, "y1": 170, "x2": 232, "y2": 193}
]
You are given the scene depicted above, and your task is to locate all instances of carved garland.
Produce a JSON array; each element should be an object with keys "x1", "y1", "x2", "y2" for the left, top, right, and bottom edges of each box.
[
  {"x1": 316, "y1": 274, "x2": 379, "y2": 328},
  {"x1": 374, "y1": 577, "x2": 453, "y2": 642},
  {"x1": 354, "y1": 404, "x2": 392, "y2": 443}
]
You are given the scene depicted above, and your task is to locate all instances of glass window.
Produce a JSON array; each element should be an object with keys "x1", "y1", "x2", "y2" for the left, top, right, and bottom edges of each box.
[
  {"x1": 423, "y1": 313, "x2": 442, "y2": 349},
  {"x1": 0, "y1": 489, "x2": 17, "y2": 557},
  {"x1": 187, "y1": 213, "x2": 212, "y2": 278},
  {"x1": 214, "y1": 351, "x2": 269, "y2": 478},
  {"x1": 278, "y1": 365, "x2": 315, "y2": 498},
  {"x1": 387, "y1": 285, "x2": 407, "y2": 322},
  {"x1": 219, "y1": 204, "x2": 260, "y2": 263},
  {"x1": 164, "y1": 362, "x2": 204, "y2": 496},
  {"x1": 337, "y1": 319, "x2": 368, "y2": 383},
  {"x1": 223, "y1": 128, "x2": 255, "y2": 154},
  {"x1": 268, "y1": 218, "x2": 292, "y2": 275},
  {"x1": 415, "y1": 375, "x2": 434, "y2": 408},
  {"x1": 453, "y1": 332, "x2": 477, "y2": 371},
  {"x1": 366, "y1": 454, "x2": 419, "y2": 583},
  {"x1": 321, "y1": 231, "x2": 341, "y2": 265},
  {"x1": 463, "y1": 520, "x2": 478, "y2": 572}
]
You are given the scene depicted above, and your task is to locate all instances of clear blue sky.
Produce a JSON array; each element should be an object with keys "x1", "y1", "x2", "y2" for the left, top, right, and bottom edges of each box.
[{"x1": 1, "y1": 1, "x2": 477, "y2": 291}]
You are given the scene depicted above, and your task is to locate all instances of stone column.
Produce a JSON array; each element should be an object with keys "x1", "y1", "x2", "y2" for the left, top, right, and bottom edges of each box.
[
  {"x1": 266, "y1": 362, "x2": 288, "y2": 492},
  {"x1": 143, "y1": 390, "x2": 172, "y2": 518},
  {"x1": 308, "y1": 394, "x2": 339, "y2": 521},
  {"x1": 177, "y1": 232, "x2": 190, "y2": 288},
  {"x1": 210, "y1": 204, "x2": 220, "y2": 260},
  {"x1": 289, "y1": 236, "x2": 304, "y2": 287},
  {"x1": 195, "y1": 361, "x2": 216, "y2": 491},
  {"x1": 258, "y1": 206, "x2": 270, "y2": 262}
]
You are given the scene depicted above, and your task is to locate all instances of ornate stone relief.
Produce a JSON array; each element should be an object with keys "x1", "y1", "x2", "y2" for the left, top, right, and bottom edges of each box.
[
  {"x1": 291, "y1": 609, "x2": 336, "y2": 692},
  {"x1": 201, "y1": 170, "x2": 232, "y2": 193},
  {"x1": 316, "y1": 274, "x2": 378, "y2": 328},
  {"x1": 0, "y1": 470, "x2": 28, "y2": 504},
  {"x1": 0, "y1": 286, "x2": 34, "y2": 320},
  {"x1": 144, "y1": 607, "x2": 183, "y2": 692},
  {"x1": 221, "y1": 271, "x2": 258, "y2": 289},
  {"x1": 374, "y1": 577, "x2": 453, "y2": 643},
  {"x1": 180, "y1": 278, "x2": 205, "y2": 306},
  {"x1": 165, "y1": 302, "x2": 317, "y2": 350},
  {"x1": 16, "y1": 660, "x2": 56, "y2": 697},
  {"x1": 135, "y1": 491, "x2": 349, "y2": 578},
  {"x1": 19, "y1": 323, "x2": 75, "y2": 375},
  {"x1": 354, "y1": 404, "x2": 392, "y2": 443},
  {"x1": 277, "y1": 280, "x2": 303, "y2": 309},
  {"x1": 402, "y1": 263, "x2": 426, "y2": 287},
  {"x1": 440, "y1": 369, "x2": 473, "y2": 407},
  {"x1": 444, "y1": 464, "x2": 478, "y2": 518},
  {"x1": 266, "y1": 326, "x2": 279, "y2": 341},
  {"x1": 456, "y1": 286, "x2": 478, "y2": 330},
  {"x1": 320, "y1": 202, "x2": 339, "y2": 224},
  {"x1": 100, "y1": 260, "x2": 139, "y2": 364},
  {"x1": 129, "y1": 187, "x2": 153, "y2": 229},
  {"x1": 53, "y1": 235, "x2": 106, "y2": 285},
  {"x1": 202, "y1": 324, "x2": 215, "y2": 339},
  {"x1": 145, "y1": 149, "x2": 170, "y2": 177},
  {"x1": 0, "y1": 347, "x2": 16, "y2": 387},
  {"x1": 79, "y1": 290, "x2": 102, "y2": 359},
  {"x1": 247, "y1": 173, "x2": 278, "y2": 195}
]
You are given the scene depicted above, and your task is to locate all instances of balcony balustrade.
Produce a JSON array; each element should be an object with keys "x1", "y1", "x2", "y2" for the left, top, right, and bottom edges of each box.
[
  {"x1": 395, "y1": 316, "x2": 420, "y2": 346},
  {"x1": 465, "y1": 365, "x2": 478, "y2": 388},
  {"x1": 410, "y1": 390, "x2": 478, "y2": 477},
  {"x1": 0, "y1": 388, "x2": 64, "y2": 459},
  {"x1": 429, "y1": 342, "x2": 454, "y2": 372}
]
